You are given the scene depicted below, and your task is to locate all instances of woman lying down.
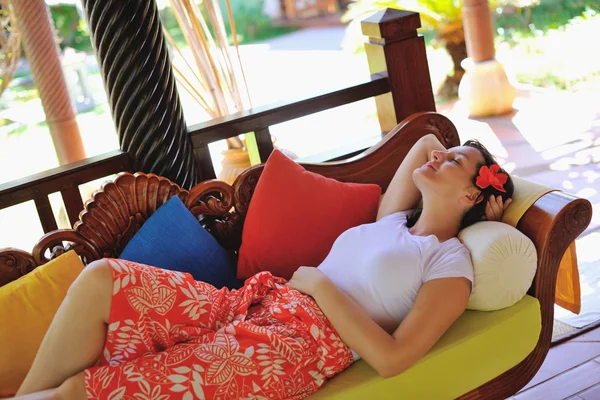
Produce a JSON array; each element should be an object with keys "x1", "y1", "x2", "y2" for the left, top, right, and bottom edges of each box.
[{"x1": 14, "y1": 134, "x2": 513, "y2": 400}]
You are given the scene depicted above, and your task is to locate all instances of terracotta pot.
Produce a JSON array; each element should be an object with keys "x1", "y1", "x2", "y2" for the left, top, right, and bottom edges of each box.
[
  {"x1": 458, "y1": 58, "x2": 516, "y2": 117},
  {"x1": 218, "y1": 144, "x2": 299, "y2": 185},
  {"x1": 218, "y1": 148, "x2": 252, "y2": 185}
]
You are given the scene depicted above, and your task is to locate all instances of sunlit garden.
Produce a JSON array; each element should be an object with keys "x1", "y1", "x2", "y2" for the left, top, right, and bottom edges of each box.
[{"x1": 1, "y1": 1, "x2": 599, "y2": 181}]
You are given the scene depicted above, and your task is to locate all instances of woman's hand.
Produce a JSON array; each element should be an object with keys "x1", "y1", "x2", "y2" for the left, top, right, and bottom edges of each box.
[
  {"x1": 484, "y1": 195, "x2": 512, "y2": 222},
  {"x1": 286, "y1": 267, "x2": 331, "y2": 297}
]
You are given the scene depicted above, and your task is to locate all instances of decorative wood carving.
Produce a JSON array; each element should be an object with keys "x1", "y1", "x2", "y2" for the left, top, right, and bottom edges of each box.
[
  {"x1": 187, "y1": 180, "x2": 235, "y2": 216},
  {"x1": 73, "y1": 173, "x2": 188, "y2": 258},
  {"x1": 233, "y1": 167, "x2": 263, "y2": 217},
  {"x1": 187, "y1": 179, "x2": 241, "y2": 251},
  {"x1": 31, "y1": 230, "x2": 101, "y2": 266},
  {"x1": 0, "y1": 249, "x2": 36, "y2": 287},
  {"x1": 425, "y1": 114, "x2": 460, "y2": 148}
]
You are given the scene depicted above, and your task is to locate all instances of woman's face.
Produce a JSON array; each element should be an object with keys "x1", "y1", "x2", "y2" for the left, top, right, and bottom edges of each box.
[{"x1": 413, "y1": 145, "x2": 486, "y2": 201}]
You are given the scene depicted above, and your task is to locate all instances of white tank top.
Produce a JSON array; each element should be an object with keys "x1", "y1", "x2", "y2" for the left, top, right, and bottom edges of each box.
[{"x1": 317, "y1": 210, "x2": 474, "y2": 334}]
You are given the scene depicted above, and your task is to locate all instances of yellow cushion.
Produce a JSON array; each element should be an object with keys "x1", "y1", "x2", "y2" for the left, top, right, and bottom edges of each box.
[
  {"x1": 0, "y1": 251, "x2": 84, "y2": 396},
  {"x1": 311, "y1": 295, "x2": 541, "y2": 399}
]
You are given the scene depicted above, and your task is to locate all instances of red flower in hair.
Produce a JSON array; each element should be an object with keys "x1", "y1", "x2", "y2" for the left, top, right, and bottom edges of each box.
[{"x1": 476, "y1": 164, "x2": 508, "y2": 193}]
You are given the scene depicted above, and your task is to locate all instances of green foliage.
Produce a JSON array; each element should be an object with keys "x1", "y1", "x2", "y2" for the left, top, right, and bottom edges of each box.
[
  {"x1": 494, "y1": 0, "x2": 600, "y2": 42},
  {"x1": 343, "y1": 0, "x2": 600, "y2": 45},
  {"x1": 49, "y1": 5, "x2": 93, "y2": 52},
  {"x1": 342, "y1": 0, "x2": 600, "y2": 90},
  {"x1": 340, "y1": 0, "x2": 515, "y2": 52},
  {"x1": 160, "y1": 0, "x2": 296, "y2": 47},
  {"x1": 228, "y1": 0, "x2": 297, "y2": 42},
  {"x1": 496, "y1": 9, "x2": 600, "y2": 90},
  {"x1": 47, "y1": 1, "x2": 295, "y2": 55},
  {"x1": 342, "y1": 0, "x2": 522, "y2": 32},
  {"x1": 159, "y1": 6, "x2": 187, "y2": 47},
  {"x1": 220, "y1": 0, "x2": 273, "y2": 42}
]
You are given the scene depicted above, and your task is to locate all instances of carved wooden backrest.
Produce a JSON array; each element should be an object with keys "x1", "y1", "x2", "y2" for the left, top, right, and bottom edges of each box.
[{"x1": 0, "y1": 112, "x2": 459, "y2": 284}]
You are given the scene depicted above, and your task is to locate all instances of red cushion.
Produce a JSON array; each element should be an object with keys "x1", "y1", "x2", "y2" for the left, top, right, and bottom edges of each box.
[{"x1": 237, "y1": 149, "x2": 381, "y2": 280}]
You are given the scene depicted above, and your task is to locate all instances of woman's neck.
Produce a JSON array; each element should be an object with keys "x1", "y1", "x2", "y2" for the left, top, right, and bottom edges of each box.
[{"x1": 408, "y1": 199, "x2": 462, "y2": 242}]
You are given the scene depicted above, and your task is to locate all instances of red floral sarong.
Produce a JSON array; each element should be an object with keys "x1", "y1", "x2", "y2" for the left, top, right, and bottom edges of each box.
[{"x1": 84, "y1": 259, "x2": 354, "y2": 399}]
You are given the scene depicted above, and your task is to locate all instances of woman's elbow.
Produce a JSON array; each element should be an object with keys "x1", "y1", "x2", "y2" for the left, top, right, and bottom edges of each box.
[
  {"x1": 375, "y1": 361, "x2": 409, "y2": 379},
  {"x1": 370, "y1": 340, "x2": 414, "y2": 378},
  {"x1": 376, "y1": 366, "x2": 403, "y2": 379},
  {"x1": 376, "y1": 367, "x2": 395, "y2": 379}
]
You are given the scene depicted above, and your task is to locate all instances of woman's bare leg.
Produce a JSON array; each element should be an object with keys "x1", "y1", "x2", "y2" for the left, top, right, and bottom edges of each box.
[
  {"x1": 10, "y1": 388, "x2": 58, "y2": 400},
  {"x1": 13, "y1": 372, "x2": 86, "y2": 400},
  {"x1": 16, "y1": 260, "x2": 113, "y2": 395}
]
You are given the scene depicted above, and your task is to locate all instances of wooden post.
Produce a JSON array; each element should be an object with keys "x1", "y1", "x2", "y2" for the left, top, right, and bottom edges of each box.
[
  {"x1": 80, "y1": 0, "x2": 199, "y2": 189},
  {"x1": 13, "y1": 0, "x2": 86, "y2": 165},
  {"x1": 463, "y1": 0, "x2": 496, "y2": 62},
  {"x1": 362, "y1": 9, "x2": 436, "y2": 133},
  {"x1": 284, "y1": 0, "x2": 297, "y2": 19},
  {"x1": 459, "y1": 0, "x2": 516, "y2": 117}
]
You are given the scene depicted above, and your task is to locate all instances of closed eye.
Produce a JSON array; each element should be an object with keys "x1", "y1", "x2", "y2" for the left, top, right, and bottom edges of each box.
[{"x1": 452, "y1": 158, "x2": 460, "y2": 165}]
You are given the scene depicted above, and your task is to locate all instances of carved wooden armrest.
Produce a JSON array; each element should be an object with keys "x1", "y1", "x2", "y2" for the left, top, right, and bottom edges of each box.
[
  {"x1": 517, "y1": 191, "x2": 591, "y2": 348},
  {"x1": 0, "y1": 249, "x2": 38, "y2": 287},
  {"x1": 457, "y1": 191, "x2": 593, "y2": 400},
  {"x1": 0, "y1": 230, "x2": 103, "y2": 287},
  {"x1": 519, "y1": 191, "x2": 591, "y2": 301}
]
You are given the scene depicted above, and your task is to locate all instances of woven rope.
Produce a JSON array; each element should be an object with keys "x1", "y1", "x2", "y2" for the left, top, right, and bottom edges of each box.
[{"x1": 81, "y1": 0, "x2": 199, "y2": 189}]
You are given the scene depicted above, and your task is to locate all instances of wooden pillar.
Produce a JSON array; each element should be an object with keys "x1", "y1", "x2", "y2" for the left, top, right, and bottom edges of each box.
[
  {"x1": 13, "y1": 0, "x2": 86, "y2": 165},
  {"x1": 459, "y1": 0, "x2": 516, "y2": 117},
  {"x1": 284, "y1": 0, "x2": 297, "y2": 19},
  {"x1": 463, "y1": 0, "x2": 496, "y2": 62},
  {"x1": 80, "y1": 0, "x2": 199, "y2": 189},
  {"x1": 362, "y1": 9, "x2": 436, "y2": 133}
]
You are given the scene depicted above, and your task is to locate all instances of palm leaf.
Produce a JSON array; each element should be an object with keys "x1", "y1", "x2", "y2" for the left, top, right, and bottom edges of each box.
[{"x1": 344, "y1": 0, "x2": 523, "y2": 31}]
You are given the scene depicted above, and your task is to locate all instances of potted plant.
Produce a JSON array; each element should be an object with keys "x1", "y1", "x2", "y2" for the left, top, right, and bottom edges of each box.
[
  {"x1": 165, "y1": 0, "x2": 254, "y2": 184},
  {"x1": 342, "y1": 0, "x2": 539, "y2": 99}
]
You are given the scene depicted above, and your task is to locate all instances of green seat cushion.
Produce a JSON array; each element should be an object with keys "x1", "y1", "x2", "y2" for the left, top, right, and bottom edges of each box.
[{"x1": 311, "y1": 295, "x2": 541, "y2": 400}]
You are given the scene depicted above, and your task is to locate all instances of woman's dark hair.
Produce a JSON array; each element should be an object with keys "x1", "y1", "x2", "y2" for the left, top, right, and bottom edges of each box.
[{"x1": 406, "y1": 139, "x2": 514, "y2": 231}]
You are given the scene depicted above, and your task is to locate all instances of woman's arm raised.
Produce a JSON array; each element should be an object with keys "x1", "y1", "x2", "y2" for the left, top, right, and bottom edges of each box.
[{"x1": 377, "y1": 133, "x2": 447, "y2": 220}]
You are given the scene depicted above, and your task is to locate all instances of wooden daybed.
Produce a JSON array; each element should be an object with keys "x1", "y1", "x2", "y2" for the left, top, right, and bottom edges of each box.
[
  {"x1": 0, "y1": 112, "x2": 593, "y2": 399},
  {"x1": 0, "y1": 5, "x2": 593, "y2": 399}
]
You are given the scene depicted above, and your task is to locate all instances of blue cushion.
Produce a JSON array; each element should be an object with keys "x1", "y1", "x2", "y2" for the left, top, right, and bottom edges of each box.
[{"x1": 119, "y1": 196, "x2": 242, "y2": 289}]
